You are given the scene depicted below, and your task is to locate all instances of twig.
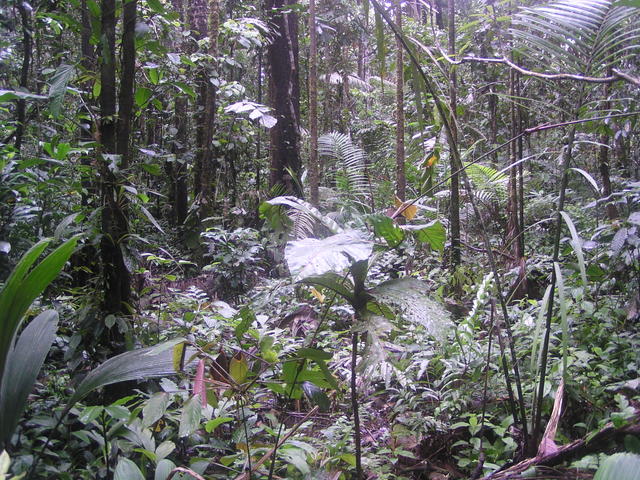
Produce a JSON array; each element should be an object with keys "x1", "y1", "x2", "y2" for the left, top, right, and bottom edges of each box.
[
  {"x1": 166, "y1": 467, "x2": 206, "y2": 480},
  {"x1": 234, "y1": 406, "x2": 319, "y2": 480}
]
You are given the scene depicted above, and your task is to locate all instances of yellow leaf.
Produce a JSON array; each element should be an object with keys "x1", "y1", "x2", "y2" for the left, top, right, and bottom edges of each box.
[
  {"x1": 229, "y1": 354, "x2": 248, "y2": 384},
  {"x1": 172, "y1": 343, "x2": 185, "y2": 372},
  {"x1": 424, "y1": 154, "x2": 438, "y2": 168},
  {"x1": 394, "y1": 196, "x2": 417, "y2": 220},
  {"x1": 310, "y1": 286, "x2": 325, "y2": 303}
]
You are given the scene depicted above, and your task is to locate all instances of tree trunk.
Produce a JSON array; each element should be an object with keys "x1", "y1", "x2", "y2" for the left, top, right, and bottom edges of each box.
[
  {"x1": 191, "y1": 0, "x2": 220, "y2": 219},
  {"x1": 99, "y1": 0, "x2": 131, "y2": 315},
  {"x1": 308, "y1": 0, "x2": 319, "y2": 206},
  {"x1": 448, "y1": 0, "x2": 461, "y2": 268},
  {"x1": 266, "y1": 0, "x2": 303, "y2": 197},
  {"x1": 395, "y1": 1, "x2": 406, "y2": 205},
  {"x1": 14, "y1": 2, "x2": 33, "y2": 152},
  {"x1": 598, "y1": 69, "x2": 618, "y2": 220},
  {"x1": 507, "y1": 68, "x2": 523, "y2": 260}
]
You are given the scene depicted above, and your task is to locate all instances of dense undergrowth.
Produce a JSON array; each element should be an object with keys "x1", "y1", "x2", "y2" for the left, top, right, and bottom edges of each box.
[{"x1": 1, "y1": 183, "x2": 639, "y2": 479}]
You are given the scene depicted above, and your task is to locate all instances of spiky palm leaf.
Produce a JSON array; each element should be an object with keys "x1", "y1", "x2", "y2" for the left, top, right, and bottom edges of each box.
[
  {"x1": 464, "y1": 162, "x2": 508, "y2": 205},
  {"x1": 318, "y1": 132, "x2": 370, "y2": 202},
  {"x1": 511, "y1": 0, "x2": 640, "y2": 75}
]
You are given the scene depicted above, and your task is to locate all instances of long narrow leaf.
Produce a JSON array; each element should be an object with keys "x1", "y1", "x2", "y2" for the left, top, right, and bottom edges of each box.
[
  {"x1": 0, "y1": 310, "x2": 59, "y2": 445},
  {"x1": 560, "y1": 211, "x2": 588, "y2": 286},
  {"x1": 69, "y1": 341, "x2": 193, "y2": 406}
]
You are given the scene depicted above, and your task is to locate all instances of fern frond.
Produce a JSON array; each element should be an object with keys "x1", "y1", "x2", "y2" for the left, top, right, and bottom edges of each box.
[
  {"x1": 464, "y1": 162, "x2": 508, "y2": 204},
  {"x1": 318, "y1": 132, "x2": 371, "y2": 204}
]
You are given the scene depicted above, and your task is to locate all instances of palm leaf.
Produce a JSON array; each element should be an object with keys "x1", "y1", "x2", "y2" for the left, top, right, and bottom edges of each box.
[
  {"x1": 318, "y1": 132, "x2": 370, "y2": 202},
  {"x1": 464, "y1": 162, "x2": 508, "y2": 204},
  {"x1": 511, "y1": 0, "x2": 640, "y2": 75}
]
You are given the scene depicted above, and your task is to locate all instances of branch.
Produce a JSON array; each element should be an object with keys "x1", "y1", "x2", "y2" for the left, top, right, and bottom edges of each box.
[
  {"x1": 412, "y1": 39, "x2": 640, "y2": 87},
  {"x1": 482, "y1": 412, "x2": 640, "y2": 480}
]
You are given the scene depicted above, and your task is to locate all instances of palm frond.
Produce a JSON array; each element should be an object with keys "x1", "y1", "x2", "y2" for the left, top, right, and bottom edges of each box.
[
  {"x1": 464, "y1": 162, "x2": 508, "y2": 204},
  {"x1": 318, "y1": 132, "x2": 370, "y2": 202},
  {"x1": 511, "y1": 0, "x2": 640, "y2": 75}
]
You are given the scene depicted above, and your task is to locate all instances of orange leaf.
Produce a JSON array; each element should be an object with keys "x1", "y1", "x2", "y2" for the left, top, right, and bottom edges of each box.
[{"x1": 394, "y1": 196, "x2": 417, "y2": 220}]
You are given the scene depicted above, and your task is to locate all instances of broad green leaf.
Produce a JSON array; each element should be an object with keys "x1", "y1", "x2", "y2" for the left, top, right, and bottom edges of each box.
[
  {"x1": 229, "y1": 354, "x2": 248, "y2": 383},
  {"x1": 403, "y1": 220, "x2": 446, "y2": 251},
  {"x1": 154, "y1": 459, "x2": 176, "y2": 480},
  {"x1": 301, "y1": 381, "x2": 330, "y2": 412},
  {"x1": 235, "y1": 307, "x2": 255, "y2": 342},
  {"x1": 0, "y1": 237, "x2": 77, "y2": 396},
  {"x1": 114, "y1": 458, "x2": 144, "y2": 480},
  {"x1": 173, "y1": 342, "x2": 185, "y2": 372},
  {"x1": 179, "y1": 395, "x2": 202, "y2": 437},
  {"x1": 135, "y1": 87, "x2": 152, "y2": 107},
  {"x1": 173, "y1": 81, "x2": 195, "y2": 100},
  {"x1": 0, "y1": 310, "x2": 59, "y2": 445},
  {"x1": 369, "y1": 214, "x2": 404, "y2": 248},
  {"x1": 300, "y1": 272, "x2": 355, "y2": 304},
  {"x1": 147, "y1": 0, "x2": 165, "y2": 13},
  {"x1": 285, "y1": 230, "x2": 373, "y2": 281},
  {"x1": 368, "y1": 278, "x2": 451, "y2": 338},
  {"x1": 204, "y1": 416, "x2": 233, "y2": 433},
  {"x1": 315, "y1": 359, "x2": 339, "y2": 390},
  {"x1": 594, "y1": 453, "x2": 640, "y2": 480},
  {"x1": 297, "y1": 348, "x2": 331, "y2": 362},
  {"x1": 340, "y1": 453, "x2": 357, "y2": 467},
  {"x1": 142, "y1": 393, "x2": 170, "y2": 428},
  {"x1": 140, "y1": 205, "x2": 166, "y2": 234},
  {"x1": 155, "y1": 441, "x2": 175, "y2": 462}
]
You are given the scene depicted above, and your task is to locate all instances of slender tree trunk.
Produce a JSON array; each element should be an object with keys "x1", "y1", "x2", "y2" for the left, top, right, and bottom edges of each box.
[
  {"x1": 117, "y1": 0, "x2": 137, "y2": 169},
  {"x1": 598, "y1": 69, "x2": 618, "y2": 220},
  {"x1": 448, "y1": 0, "x2": 461, "y2": 268},
  {"x1": 14, "y1": 2, "x2": 33, "y2": 152},
  {"x1": 266, "y1": 0, "x2": 302, "y2": 197},
  {"x1": 395, "y1": 0, "x2": 406, "y2": 205},
  {"x1": 308, "y1": 0, "x2": 319, "y2": 206},
  {"x1": 507, "y1": 69, "x2": 523, "y2": 260},
  {"x1": 99, "y1": 0, "x2": 131, "y2": 315},
  {"x1": 191, "y1": 0, "x2": 220, "y2": 218}
]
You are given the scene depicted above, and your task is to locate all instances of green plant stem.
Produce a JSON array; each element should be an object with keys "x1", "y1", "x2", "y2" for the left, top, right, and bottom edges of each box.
[
  {"x1": 239, "y1": 397, "x2": 252, "y2": 479},
  {"x1": 100, "y1": 410, "x2": 110, "y2": 480},
  {"x1": 532, "y1": 125, "x2": 577, "y2": 449},
  {"x1": 351, "y1": 330, "x2": 363, "y2": 480}
]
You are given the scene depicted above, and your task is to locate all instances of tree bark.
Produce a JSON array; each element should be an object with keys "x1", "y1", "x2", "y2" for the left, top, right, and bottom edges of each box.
[
  {"x1": 395, "y1": 0, "x2": 406, "y2": 205},
  {"x1": 598, "y1": 68, "x2": 618, "y2": 220},
  {"x1": 448, "y1": 0, "x2": 461, "y2": 268},
  {"x1": 308, "y1": 0, "x2": 319, "y2": 206},
  {"x1": 99, "y1": 0, "x2": 131, "y2": 315},
  {"x1": 191, "y1": 0, "x2": 220, "y2": 218},
  {"x1": 15, "y1": 2, "x2": 33, "y2": 152},
  {"x1": 266, "y1": 0, "x2": 303, "y2": 197}
]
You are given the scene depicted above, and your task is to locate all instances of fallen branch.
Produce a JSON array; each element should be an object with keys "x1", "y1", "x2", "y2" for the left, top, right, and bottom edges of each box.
[{"x1": 482, "y1": 412, "x2": 640, "y2": 479}]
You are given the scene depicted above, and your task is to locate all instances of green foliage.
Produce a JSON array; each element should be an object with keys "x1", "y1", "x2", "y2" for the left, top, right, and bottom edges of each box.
[{"x1": 0, "y1": 236, "x2": 77, "y2": 447}]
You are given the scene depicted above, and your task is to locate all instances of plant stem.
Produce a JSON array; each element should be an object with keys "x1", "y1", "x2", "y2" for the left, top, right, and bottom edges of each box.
[{"x1": 351, "y1": 331, "x2": 363, "y2": 480}]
